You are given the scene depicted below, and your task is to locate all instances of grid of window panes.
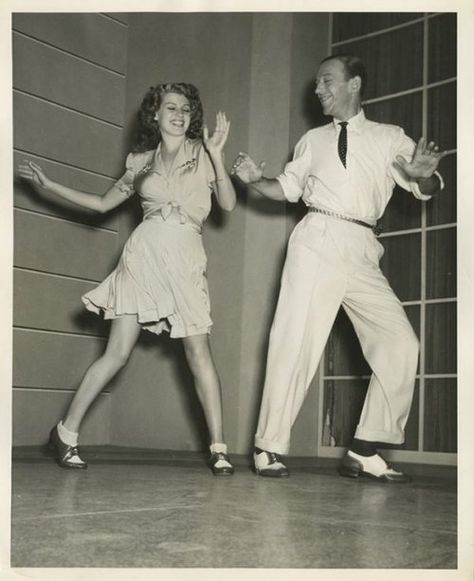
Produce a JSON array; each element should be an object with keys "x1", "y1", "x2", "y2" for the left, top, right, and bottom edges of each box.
[{"x1": 320, "y1": 13, "x2": 457, "y2": 460}]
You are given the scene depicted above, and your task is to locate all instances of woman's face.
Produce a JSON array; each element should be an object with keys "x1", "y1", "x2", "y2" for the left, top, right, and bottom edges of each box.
[{"x1": 155, "y1": 92, "x2": 191, "y2": 137}]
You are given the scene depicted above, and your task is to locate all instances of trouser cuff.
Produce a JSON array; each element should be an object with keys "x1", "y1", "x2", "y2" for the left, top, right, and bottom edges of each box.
[
  {"x1": 354, "y1": 427, "x2": 404, "y2": 445},
  {"x1": 254, "y1": 436, "x2": 289, "y2": 455}
]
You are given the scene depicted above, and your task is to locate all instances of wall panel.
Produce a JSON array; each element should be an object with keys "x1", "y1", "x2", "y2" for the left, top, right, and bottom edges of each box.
[
  {"x1": 14, "y1": 210, "x2": 120, "y2": 281},
  {"x1": 13, "y1": 33, "x2": 126, "y2": 125},
  {"x1": 13, "y1": 329, "x2": 108, "y2": 391},
  {"x1": 14, "y1": 269, "x2": 108, "y2": 336},
  {"x1": 14, "y1": 151, "x2": 121, "y2": 231},
  {"x1": 13, "y1": 390, "x2": 111, "y2": 446},
  {"x1": 13, "y1": 12, "x2": 130, "y2": 448},
  {"x1": 12, "y1": 13, "x2": 128, "y2": 73},
  {"x1": 14, "y1": 92, "x2": 124, "y2": 177},
  {"x1": 104, "y1": 13, "x2": 129, "y2": 25}
]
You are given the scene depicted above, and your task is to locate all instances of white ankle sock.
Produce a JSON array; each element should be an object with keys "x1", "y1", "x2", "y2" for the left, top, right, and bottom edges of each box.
[
  {"x1": 210, "y1": 443, "x2": 227, "y2": 454},
  {"x1": 57, "y1": 421, "x2": 79, "y2": 447}
]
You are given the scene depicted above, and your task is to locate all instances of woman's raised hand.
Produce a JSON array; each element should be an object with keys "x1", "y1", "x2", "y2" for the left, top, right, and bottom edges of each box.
[
  {"x1": 17, "y1": 160, "x2": 53, "y2": 190},
  {"x1": 203, "y1": 111, "x2": 230, "y2": 156}
]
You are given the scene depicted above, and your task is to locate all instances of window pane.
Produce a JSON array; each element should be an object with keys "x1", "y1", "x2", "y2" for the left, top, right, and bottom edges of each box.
[
  {"x1": 427, "y1": 82, "x2": 457, "y2": 151},
  {"x1": 332, "y1": 12, "x2": 422, "y2": 43},
  {"x1": 426, "y1": 153, "x2": 456, "y2": 226},
  {"x1": 405, "y1": 304, "x2": 421, "y2": 343},
  {"x1": 404, "y1": 382, "x2": 420, "y2": 451},
  {"x1": 428, "y1": 13, "x2": 457, "y2": 83},
  {"x1": 325, "y1": 306, "x2": 420, "y2": 377},
  {"x1": 364, "y1": 92, "x2": 422, "y2": 140},
  {"x1": 426, "y1": 227, "x2": 457, "y2": 299},
  {"x1": 380, "y1": 381, "x2": 420, "y2": 452},
  {"x1": 336, "y1": 23, "x2": 424, "y2": 99},
  {"x1": 405, "y1": 305, "x2": 421, "y2": 375},
  {"x1": 380, "y1": 233, "x2": 421, "y2": 301},
  {"x1": 321, "y1": 379, "x2": 420, "y2": 450},
  {"x1": 321, "y1": 379, "x2": 367, "y2": 446},
  {"x1": 325, "y1": 310, "x2": 370, "y2": 376},
  {"x1": 425, "y1": 302, "x2": 457, "y2": 373},
  {"x1": 382, "y1": 185, "x2": 421, "y2": 232},
  {"x1": 424, "y1": 378, "x2": 457, "y2": 452}
]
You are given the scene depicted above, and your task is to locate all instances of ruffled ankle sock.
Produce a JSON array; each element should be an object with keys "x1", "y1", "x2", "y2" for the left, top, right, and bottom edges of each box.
[
  {"x1": 209, "y1": 443, "x2": 232, "y2": 468},
  {"x1": 210, "y1": 443, "x2": 228, "y2": 454},
  {"x1": 57, "y1": 421, "x2": 79, "y2": 447}
]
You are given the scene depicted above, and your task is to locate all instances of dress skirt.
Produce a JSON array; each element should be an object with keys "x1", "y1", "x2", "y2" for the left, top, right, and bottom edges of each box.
[{"x1": 82, "y1": 216, "x2": 212, "y2": 338}]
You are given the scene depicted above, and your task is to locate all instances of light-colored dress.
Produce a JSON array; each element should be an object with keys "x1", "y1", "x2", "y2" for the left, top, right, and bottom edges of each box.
[{"x1": 82, "y1": 138, "x2": 217, "y2": 338}]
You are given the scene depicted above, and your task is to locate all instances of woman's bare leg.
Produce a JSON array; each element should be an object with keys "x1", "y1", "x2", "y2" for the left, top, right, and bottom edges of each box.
[
  {"x1": 182, "y1": 333, "x2": 225, "y2": 444},
  {"x1": 62, "y1": 315, "x2": 142, "y2": 433}
]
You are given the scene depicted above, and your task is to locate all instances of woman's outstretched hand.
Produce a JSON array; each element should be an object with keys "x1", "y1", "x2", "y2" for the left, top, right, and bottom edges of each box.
[
  {"x1": 17, "y1": 160, "x2": 53, "y2": 190},
  {"x1": 203, "y1": 111, "x2": 230, "y2": 156}
]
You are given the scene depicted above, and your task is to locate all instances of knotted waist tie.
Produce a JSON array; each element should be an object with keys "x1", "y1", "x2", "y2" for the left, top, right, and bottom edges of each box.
[
  {"x1": 145, "y1": 202, "x2": 202, "y2": 233},
  {"x1": 308, "y1": 207, "x2": 382, "y2": 235}
]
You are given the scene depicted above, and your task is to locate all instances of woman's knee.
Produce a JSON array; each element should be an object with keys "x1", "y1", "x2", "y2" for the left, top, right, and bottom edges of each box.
[
  {"x1": 103, "y1": 316, "x2": 140, "y2": 370},
  {"x1": 103, "y1": 344, "x2": 133, "y2": 370},
  {"x1": 183, "y1": 335, "x2": 212, "y2": 369}
]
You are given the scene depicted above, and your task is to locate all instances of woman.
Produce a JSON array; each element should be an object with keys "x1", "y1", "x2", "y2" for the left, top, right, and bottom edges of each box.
[{"x1": 17, "y1": 83, "x2": 236, "y2": 476}]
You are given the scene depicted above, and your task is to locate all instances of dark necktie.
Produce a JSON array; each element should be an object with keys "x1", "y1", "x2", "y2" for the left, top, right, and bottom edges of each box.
[{"x1": 338, "y1": 121, "x2": 348, "y2": 168}]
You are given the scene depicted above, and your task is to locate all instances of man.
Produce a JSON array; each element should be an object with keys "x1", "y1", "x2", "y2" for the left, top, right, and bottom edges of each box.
[{"x1": 232, "y1": 54, "x2": 446, "y2": 482}]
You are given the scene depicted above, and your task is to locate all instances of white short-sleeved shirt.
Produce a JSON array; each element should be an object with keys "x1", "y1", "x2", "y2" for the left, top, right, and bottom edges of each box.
[{"x1": 277, "y1": 109, "x2": 442, "y2": 223}]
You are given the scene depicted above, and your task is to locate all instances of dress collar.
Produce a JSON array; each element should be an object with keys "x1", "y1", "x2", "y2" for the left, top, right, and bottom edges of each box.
[
  {"x1": 153, "y1": 138, "x2": 196, "y2": 175},
  {"x1": 332, "y1": 109, "x2": 366, "y2": 134}
]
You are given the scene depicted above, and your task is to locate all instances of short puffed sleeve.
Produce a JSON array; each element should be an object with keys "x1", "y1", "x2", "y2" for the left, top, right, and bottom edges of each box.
[{"x1": 114, "y1": 152, "x2": 151, "y2": 198}]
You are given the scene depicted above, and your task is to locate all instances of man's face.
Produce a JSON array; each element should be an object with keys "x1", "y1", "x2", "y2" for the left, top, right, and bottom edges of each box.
[{"x1": 315, "y1": 58, "x2": 356, "y2": 120}]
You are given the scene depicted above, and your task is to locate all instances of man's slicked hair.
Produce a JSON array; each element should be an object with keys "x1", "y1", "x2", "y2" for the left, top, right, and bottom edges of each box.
[{"x1": 320, "y1": 54, "x2": 367, "y2": 97}]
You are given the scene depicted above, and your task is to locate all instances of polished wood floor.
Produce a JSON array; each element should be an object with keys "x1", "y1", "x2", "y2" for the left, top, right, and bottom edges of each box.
[{"x1": 11, "y1": 447, "x2": 457, "y2": 570}]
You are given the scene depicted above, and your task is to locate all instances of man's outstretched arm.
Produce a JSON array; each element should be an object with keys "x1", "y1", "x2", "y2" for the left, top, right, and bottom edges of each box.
[{"x1": 232, "y1": 152, "x2": 286, "y2": 201}]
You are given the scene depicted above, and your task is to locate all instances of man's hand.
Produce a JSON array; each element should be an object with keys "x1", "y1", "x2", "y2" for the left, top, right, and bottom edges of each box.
[
  {"x1": 231, "y1": 152, "x2": 266, "y2": 184},
  {"x1": 396, "y1": 137, "x2": 448, "y2": 179}
]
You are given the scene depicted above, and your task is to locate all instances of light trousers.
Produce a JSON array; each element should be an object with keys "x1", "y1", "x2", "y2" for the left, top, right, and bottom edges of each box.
[{"x1": 255, "y1": 212, "x2": 419, "y2": 455}]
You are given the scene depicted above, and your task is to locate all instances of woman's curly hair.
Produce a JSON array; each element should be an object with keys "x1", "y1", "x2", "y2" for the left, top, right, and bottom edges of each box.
[{"x1": 133, "y1": 83, "x2": 203, "y2": 152}]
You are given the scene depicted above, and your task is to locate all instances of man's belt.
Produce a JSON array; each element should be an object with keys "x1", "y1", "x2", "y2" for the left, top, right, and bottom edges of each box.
[{"x1": 307, "y1": 206, "x2": 381, "y2": 235}]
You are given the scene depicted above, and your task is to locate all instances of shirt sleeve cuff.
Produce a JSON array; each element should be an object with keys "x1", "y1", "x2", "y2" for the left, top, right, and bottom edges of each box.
[
  {"x1": 410, "y1": 171, "x2": 444, "y2": 201},
  {"x1": 276, "y1": 174, "x2": 301, "y2": 203},
  {"x1": 433, "y1": 170, "x2": 445, "y2": 191}
]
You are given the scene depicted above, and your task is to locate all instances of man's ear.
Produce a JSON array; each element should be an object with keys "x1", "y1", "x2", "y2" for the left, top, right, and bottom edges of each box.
[{"x1": 350, "y1": 75, "x2": 362, "y2": 94}]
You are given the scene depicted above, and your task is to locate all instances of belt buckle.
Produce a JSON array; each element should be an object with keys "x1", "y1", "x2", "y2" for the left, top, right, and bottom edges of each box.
[{"x1": 373, "y1": 223, "x2": 382, "y2": 236}]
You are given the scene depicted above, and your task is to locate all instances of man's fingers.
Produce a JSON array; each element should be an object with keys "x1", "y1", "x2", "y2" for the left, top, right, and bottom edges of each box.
[
  {"x1": 395, "y1": 155, "x2": 408, "y2": 169},
  {"x1": 415, "y1": 136, "x2": 426, "y2": 155}
]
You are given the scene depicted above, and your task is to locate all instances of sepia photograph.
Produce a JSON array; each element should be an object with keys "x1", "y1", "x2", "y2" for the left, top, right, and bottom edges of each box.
[{"x1": 2, "y1": 2, "x2": 473, "y2": 579}]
